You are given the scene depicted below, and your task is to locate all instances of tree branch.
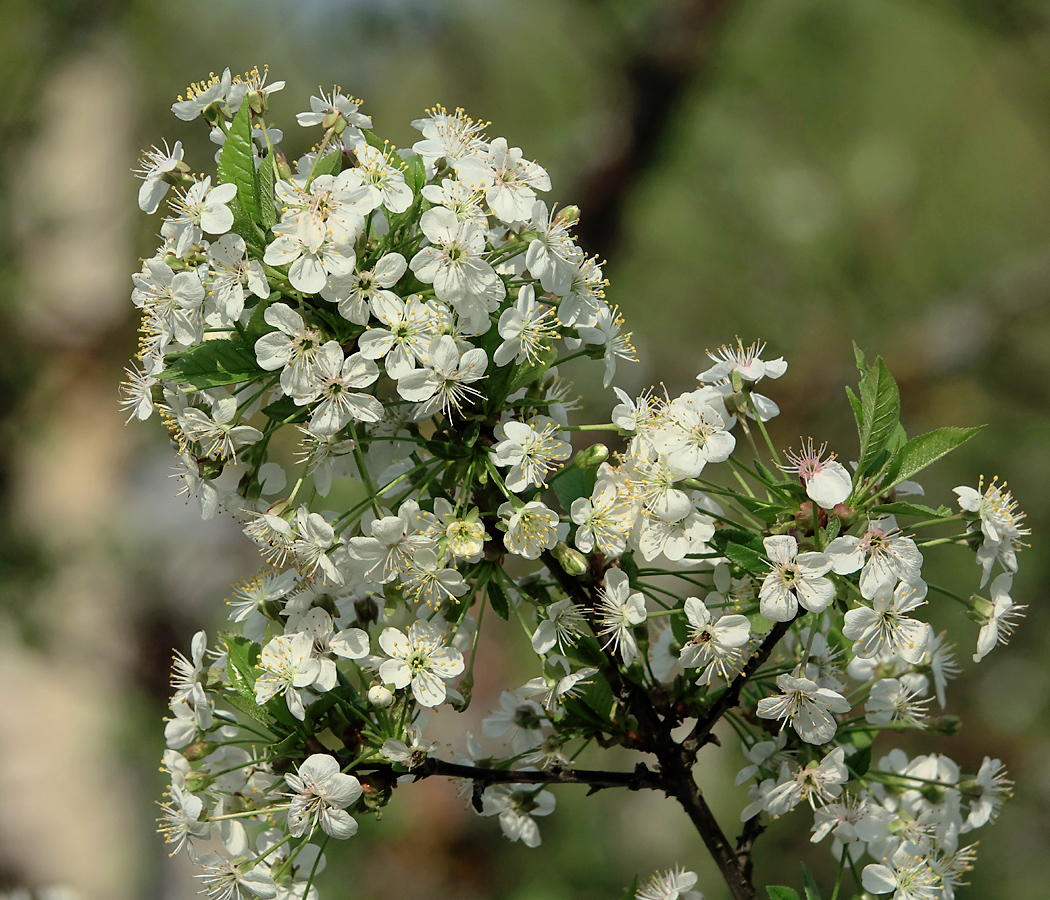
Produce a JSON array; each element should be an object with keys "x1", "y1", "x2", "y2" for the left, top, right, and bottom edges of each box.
[
  {"x1": 409, "y1": 757, "x2": 665, "y2": 794},
  {"x1": 681, "y1": 617, "x2": 794, "y2": 756}
]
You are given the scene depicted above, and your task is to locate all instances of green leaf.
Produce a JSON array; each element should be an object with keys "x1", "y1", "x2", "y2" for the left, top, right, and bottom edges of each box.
[
  {"x1": 881, "y1": 426, "x2": 984, "y2": 492},
  {"x1": 848, "y1": 745, "x2": 872, "y2": 779},
  {"x1": 218, "y1": 102, "x2": 257, "y2": 216},
  {"x1": 725, "y1": 541, "x2": 766, "y2": 574},
  {"x1": 312, "y1": 148, "x2": 343, "y2": 178},
  {"x1": 403, "y1": 152, "x2": 426, "y2": 195},
  {"x1": 553, "y1": 465, "x2": 598, "y2": 513},
  {"x1": 766, "y1": 888, "x2": 802, "y2": 900},
  {"x1": 256, "y1": 154, "x2": 277, "y2": 229},
  {"x1": 870, "y1": 501, "x2": 953, "y2": 519},
  {"x1": 487, "y1": 577, "x2": 510, "y2": 620},
  {"x1": 262, "y1": 395, "x2": 308, "y2": 424},
  {"x1": 507, "y1": 344, "x2": 559, "y2": 395},
  {"x1": 844, "y1": 385, "x2": 862, "y2": 433},
  {"x1": 853, "y1": 341, "x2": 869, "y2": 373},
  {"x1": 216, "y1": 102, "x2": 265, "y2": 254},
  {"x1": 711, "y1": 528, "x2": 765, "y2": 555},
  {"x1": 736, "y1": 495, "x2": 785, "y2": 524},
  {"x1": 159, "y1": 338, "x2": 264, "y2": 389},
  {"x1": 620, "y1": 876, "x2": 639, "y2": 900},
  {"x1": 224, "y1": 691, "x2": 275, "y2": 728},
  {"x1": 856, "y1": 357, "x2": 900, "y2": 478},
  {"x1": 800, "y1": 863, "x2": 822, "y2": 900},
  {"x1": 244, "y1": 295, "x2": 277, "y2": 347},
  {"x1": 270, "y1": 732, "x2": 304, "y2": 758},
  {"x1": 848, "y1": 726, "x2": 879, "y2": 749}
]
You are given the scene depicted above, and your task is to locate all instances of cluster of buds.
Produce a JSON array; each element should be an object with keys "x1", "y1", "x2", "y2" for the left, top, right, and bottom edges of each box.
[{"x1": 128, "y1": 68, "x2": 1025, "y2": 900}]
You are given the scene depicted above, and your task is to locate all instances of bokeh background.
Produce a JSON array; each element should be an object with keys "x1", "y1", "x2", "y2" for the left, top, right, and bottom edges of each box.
[{"x1": 1, "y1": 0, "x2": 1048, "y2": 898}]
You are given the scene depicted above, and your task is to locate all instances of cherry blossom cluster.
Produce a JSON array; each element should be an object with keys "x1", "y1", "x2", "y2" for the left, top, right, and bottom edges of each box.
[{"x1": 126, "y1": 68, "x2": 1027, "y2": 900}]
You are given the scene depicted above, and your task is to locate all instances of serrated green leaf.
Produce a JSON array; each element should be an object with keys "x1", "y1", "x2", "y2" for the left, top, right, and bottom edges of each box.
[
  {"x1": 857, "y1": 357, "x2": 900, "y2": 478},
  {"x1": 270, "y1": 732, "x2": 304, "y2": 757},
  {"x1": 159, "y1": 339, "x2": 264, "y2": 389},
  {"x1": 845, "y1": 385, "x2": 862, "y2": 434},
  {"x1": 487, "y1": 578, "x2": 510, "y2": 620},
  {"x1": 218, "y1": 103, "x2": 257, "y2": 217},
  {"x1": 823, "y1": 515, "x2": 842, "y2": 545},
  {"x1": 256, "y1": 154, "x2": 277, "y2": 229},
  {"x1": 553, "y1": 465, "x2": 598, "y2": 514},
  {"x1": 224, "y1": 691, "x2": 275, "y2": 728},
  {"x1": 870, "y1": 502, "x2": 953, "y2": 519},
  {"x1": 711, "y1": 528, "x2": 766, "y2": 554},
  {"x1": 726, "y1": 541, "x2": 766, "y2": 573},
  {"x1": 800, "y1": 863, "x2": 822, "y2": 900},
  {"x1": 222, "y1": 634, "x2": 260, "y2": 689},
  {"x1": 766, "y1": 887, "x2": 802, "y2": 900},
  {"x1": 881, "y1": 426, "x2": 984, "y2": 493}
]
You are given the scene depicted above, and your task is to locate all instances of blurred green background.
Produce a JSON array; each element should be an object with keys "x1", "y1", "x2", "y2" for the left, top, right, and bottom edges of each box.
[{"x1": 1, "y1": 0, "x2": 1048, "y2": 898}]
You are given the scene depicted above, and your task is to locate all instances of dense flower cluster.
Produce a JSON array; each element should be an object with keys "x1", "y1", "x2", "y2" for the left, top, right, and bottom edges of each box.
[{"x1": 127, "y1": 68, "x2": 1025, "y2": 900}]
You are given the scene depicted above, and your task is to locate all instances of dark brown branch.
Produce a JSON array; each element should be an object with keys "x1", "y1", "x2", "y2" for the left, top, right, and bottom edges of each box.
[
  {"x1": 682, "y1": 617, "x2": 794, "y2": 755},
  {"x1": 735, "y1": 814, "x2": 767, "y2": 885},
  {"x1": 409, "y1": 757, "x2": 664, "y2": 793}
]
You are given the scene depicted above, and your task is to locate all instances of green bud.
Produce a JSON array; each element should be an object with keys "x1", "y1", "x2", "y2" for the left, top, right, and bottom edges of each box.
[
  {"x1": 555, "y1": 205, "x2": 580, "y2": 227},
  {"x1": 971, "y1": 596, "x2": 994, "y2": 617},
  {"x1": 274, "y1": 149, "x2": 293, "y2": 181},
  {"x1": 552, "y1": 542, "x2": 588, "y2": 577},
  {"x1": 202, "y1": 102, "x2": 226, "y2": 126},
  {"x1": 247, "y1": 90, "x2": 266, "y2": 115},
  {"x1": 574, "y1": 443, "x2": 609, "y2": 469},
  {"x1": 184, "y1": 769, "x2": 214, "y2": 792},
  {"x1": 183, "y1": 741, "x2": 218, "y2": 761}
]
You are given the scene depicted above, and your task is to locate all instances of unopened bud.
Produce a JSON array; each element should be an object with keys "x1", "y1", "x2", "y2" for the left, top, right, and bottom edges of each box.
[
  {"x1": 552, "y1": 542, "x2": 588, "y2": 577},
  {"x1": 247, "y1": 90, "x2": 266, "y2": 115},
  {"x1": 184, "y1": 769, "x2": 214, "y2": 792},
  {"x1": 554, "y1": 205, "x2": 579, "y2": 226},
  {"x1": 970, "y1": 596, "x2": 994, "y2": 618},
  {"x1": 368, "y1": 685, "x2": 394, "y2": 708},
  {"x1": 574, "y1": 443, "x2": 609, "y2": 469},
  {"x1": 183, "y1": 741, "x2": 218, "y2": 761},
  {"x1": 274, "y1": 149, "x2": 293, "y2": 181}
]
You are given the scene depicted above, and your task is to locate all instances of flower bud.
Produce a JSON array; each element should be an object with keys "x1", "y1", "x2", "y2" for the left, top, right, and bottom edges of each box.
[
  {"x1": 368, "y1": 684, "x2": 394, "y2": 708},
  {"x1": 184, "y1": 769, "x2": 214, "y2": 792},
  {"x1": 554, "y1": 205, "x2": 580, "y2": 227},
  {"x1": 274, "y1": 149, "x2": 293, "y2": 181},
  {"x1": 552, "y1": 542, "x2": 588, "y2": 577},
  {"x1": 183, "y1": 741, "x2": 218, "y2": 761},
  {"x1": 574, "y1": 443, "x2": 609, "y2": 469}
]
